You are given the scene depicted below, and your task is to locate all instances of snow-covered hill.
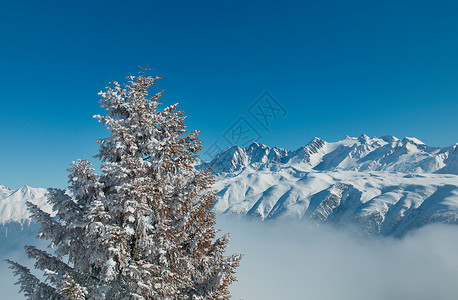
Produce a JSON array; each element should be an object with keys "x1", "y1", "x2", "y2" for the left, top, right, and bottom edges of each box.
[{"x1": 197, "y1": 135, "x2": 458, "y2": 236}]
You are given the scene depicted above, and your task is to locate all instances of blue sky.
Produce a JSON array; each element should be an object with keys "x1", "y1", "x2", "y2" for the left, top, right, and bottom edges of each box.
[{"x1": 1, "y1": 0, "x2": 457, "y2": 189}]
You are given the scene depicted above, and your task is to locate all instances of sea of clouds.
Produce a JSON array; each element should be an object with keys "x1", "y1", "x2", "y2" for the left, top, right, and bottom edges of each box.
[
  {"x1": 2, "y1": 218, "x2": 458, "y2": 300},
  {"x1": 217, "y1": 217, "x2": 458, "y2": 300}
]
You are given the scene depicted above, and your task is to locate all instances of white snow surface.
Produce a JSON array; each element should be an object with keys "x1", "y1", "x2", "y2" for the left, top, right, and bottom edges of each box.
[
  {"x1": 198, "y1": 135, "x2": 458, "y2": 236},
  {"x1": 0, "y1": 185, "x2": 53, "y2": 225}
]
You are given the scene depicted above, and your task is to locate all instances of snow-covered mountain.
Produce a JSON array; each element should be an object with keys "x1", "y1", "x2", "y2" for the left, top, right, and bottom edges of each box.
[
  {"x1": 200, "y1": 135, "x2": 458, "y2": 175},
  {"x1": 0, "y1": 186, "x2": 52, "y2": 300},
  {"x1": 197, "y1": 135, "x2": 458, "y2": 236},
  {"x1": 0, "y1": 185, "x2": 52, "y2": 226},
  {"x1": 1, "y1": 135, "x2": 457, "y2": 237},
  {"x1": 0, "y1": 185, "x2": 54, "y2": 242}
]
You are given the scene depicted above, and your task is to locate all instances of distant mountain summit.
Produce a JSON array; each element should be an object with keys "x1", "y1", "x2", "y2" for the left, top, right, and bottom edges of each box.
[
  {"x1": 198, "y1": 135, "x2": 458, "y2": 175},
  {"x1": 197, "y1": 135, "x2": 458, "y2": 236}
]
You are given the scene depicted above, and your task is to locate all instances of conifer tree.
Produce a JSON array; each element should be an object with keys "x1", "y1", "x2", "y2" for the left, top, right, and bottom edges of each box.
[{"x1": 6, "y1": 70, "x2": 242, "y2": 299}]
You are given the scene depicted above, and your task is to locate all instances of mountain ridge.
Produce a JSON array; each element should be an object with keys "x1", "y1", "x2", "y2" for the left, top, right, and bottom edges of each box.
[
  {"x1": 0, "y1": 185, "x2": 52, "y2": 225},
  {"x1": 1, "y1": 135, "x2": 457, "y2": 237},
  {"x1": 197, "y1": 135, "x2": 458, "y2": 236},
  {"x1": 198, "y1": 135, "x2": 458, "y2": 175}
]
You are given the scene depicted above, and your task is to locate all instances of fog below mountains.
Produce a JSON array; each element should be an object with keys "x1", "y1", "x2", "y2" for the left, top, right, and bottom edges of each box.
[
  {"x1": 1, "y1": 218, "x2": 458, "y2": 299},
  {"x1": 218, "y1": 217, "x2": 458, "y2": 300}
]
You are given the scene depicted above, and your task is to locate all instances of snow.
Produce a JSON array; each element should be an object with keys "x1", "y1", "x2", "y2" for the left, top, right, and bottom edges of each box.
[
  {"x1": 0, "y1": 186, "x2": 53, "y2": 225},
  {"x1": 199, "y1": 134, "x2": 458, "y2": 175},
  {"x1": 3, "y1": 73, "x2": 241, "y2": 299},
  {"x1": 197, "y1": 135, "x2": 458, "y2": 236},
  {"x1": 403, "y1": 136, "x2": 425, "y2": 145},
  {"x1": 212, "y1": 167, "x2": 458, "y2": 234}
]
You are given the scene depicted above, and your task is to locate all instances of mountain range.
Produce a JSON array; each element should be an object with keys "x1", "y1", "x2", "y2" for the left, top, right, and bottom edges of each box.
[
  {"x1": 196, "y1": 135, "x2": 458, "y2": 236},
  {"x1": 1, "y1": 135, "x2": 457, "y2": 237}
]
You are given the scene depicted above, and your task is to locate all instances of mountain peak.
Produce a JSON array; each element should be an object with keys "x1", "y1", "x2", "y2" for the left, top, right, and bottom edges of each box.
[
  {"x1": 20, "y1": 185, "x2": 30, "y2": 191},
  {"x1": 358, "y1": 134, "x2": 370, "y2": 143},
  {"x1": 306, "y1": 137, "x2": 326, "y2": 153},
  {"x1": 309, "y1": 137, "x2": 324, "y2": 144},
  {"x1": 381, "y1": 135, "x2": 399, "y2": 143},
  {"x1": 402, "y1": 137, "x2": 425, "y2": 145},
  {"x1": 246, "y1": 141, "x2": 269, "y2": 151}
]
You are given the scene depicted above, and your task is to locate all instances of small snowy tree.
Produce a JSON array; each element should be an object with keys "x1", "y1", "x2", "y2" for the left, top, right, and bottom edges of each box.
[{"x1": 6, "y1": 70, "x2": 242, "y2": 299}]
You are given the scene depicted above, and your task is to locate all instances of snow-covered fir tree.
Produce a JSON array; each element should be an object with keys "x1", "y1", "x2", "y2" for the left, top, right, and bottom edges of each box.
[{"x1": 6, "y1": 70, "x2": 242, "y2": 299}]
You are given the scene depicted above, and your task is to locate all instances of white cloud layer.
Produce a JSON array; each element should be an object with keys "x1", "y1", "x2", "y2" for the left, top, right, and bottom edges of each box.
[
  {"x1": 217, "y1": 217, "x2": 458, "y2": 300},
  {"x1": 2, "y1": 219, "x2": 458, "y2": 299}
]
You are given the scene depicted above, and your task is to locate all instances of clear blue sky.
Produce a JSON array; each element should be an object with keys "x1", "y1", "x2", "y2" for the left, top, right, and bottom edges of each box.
[{"x1": 1, "y1": 0, "x2": 457, "y2": 189}]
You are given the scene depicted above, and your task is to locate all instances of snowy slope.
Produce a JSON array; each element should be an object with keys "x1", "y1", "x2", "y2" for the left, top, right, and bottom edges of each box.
[
  {"x1": 198, "y1": 135, "x2": 458, "y2": 236},
  {"x1": 0, "y1": 185, "x2": 52, "y2": 225}
]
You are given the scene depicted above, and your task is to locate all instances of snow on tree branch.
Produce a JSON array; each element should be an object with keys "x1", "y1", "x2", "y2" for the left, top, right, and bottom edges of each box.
[{"x1": 7, "y1": 69, "x2": 242, "y2": 299}]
